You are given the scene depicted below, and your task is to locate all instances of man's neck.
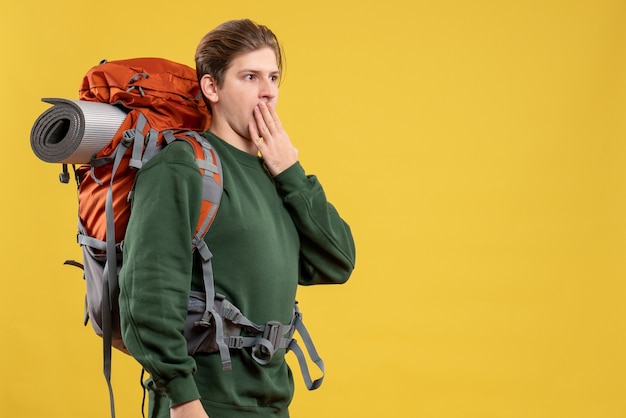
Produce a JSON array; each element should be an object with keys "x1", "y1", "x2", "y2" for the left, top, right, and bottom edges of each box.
[{"x1": 208, "y1": 121, "x2": 257, "y2": 155}]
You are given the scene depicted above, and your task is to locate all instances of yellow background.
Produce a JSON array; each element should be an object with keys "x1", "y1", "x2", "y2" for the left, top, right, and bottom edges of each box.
[{"x1": 2, "y1": 0, "x2": 625, "y2": 417}]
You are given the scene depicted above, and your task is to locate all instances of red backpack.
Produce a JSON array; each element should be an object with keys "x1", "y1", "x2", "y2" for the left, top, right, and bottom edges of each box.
[
  {"x1": 70, "y1": 58, "x2": 223, "y2": 418},
  {"x1": 77, "y1": 57, "x2": 218, "y2": 254}
]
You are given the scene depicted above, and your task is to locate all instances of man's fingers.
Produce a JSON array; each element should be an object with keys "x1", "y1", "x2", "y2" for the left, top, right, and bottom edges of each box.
[
  {"x1": 266, "y1": 103, "x2": 284, "y2": 132},
  {"x1": 253, "y1": 105, "x2": 270, "y2": 138},
  {"x1": 257, "y1": 102, "x2": 281, "y2": 134}
]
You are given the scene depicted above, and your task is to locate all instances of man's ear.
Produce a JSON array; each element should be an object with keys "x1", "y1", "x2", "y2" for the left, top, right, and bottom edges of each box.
[{"x1": 200, "y1": 74, "x2": 219, "y2": 103}]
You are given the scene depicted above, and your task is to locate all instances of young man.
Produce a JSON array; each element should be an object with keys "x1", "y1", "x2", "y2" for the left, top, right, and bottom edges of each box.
[{"x1": 118, "y1": 19, "x2": 356, "y2": 418}]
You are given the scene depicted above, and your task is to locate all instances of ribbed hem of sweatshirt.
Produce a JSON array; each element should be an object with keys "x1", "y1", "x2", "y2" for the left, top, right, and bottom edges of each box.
[
  {"x1": 165, "y1": 373, "x2": 201, "y2": 408},
  {"x1": 273, "y1": 162, "x2": 307, "y2": 195}
]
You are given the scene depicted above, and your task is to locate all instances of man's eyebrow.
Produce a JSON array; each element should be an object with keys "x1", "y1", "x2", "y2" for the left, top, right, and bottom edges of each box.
[{"x1": 238, "y1": 68, "x2": 281, "y2": 76}]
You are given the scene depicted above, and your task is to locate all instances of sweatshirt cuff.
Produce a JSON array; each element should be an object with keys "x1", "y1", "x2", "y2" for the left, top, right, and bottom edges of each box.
[
  {"x1": 273, "y1": 162, "x2": 308, "y2": 196},
  {"x1": 164, "y1": 373, "x2": 201, "y2": 408}
]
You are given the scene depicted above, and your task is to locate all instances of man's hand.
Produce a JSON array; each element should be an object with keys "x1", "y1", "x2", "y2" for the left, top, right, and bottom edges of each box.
[
  {"x1": 170, "y1": 399, "x2": 209, "y2": 418},
  {"x1": 248, "y1": 101, "x2": 298, "y2": 176}
]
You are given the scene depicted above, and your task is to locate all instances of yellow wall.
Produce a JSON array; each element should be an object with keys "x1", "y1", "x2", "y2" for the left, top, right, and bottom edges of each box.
[{"x1": 2, "y1": 0, "x2": 625, "y2": 417}]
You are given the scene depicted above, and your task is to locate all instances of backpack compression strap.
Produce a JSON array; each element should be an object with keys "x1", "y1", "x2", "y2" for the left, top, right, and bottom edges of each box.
[{"x1": 100, "y1": 111, "x2": 148, "y2": 418}]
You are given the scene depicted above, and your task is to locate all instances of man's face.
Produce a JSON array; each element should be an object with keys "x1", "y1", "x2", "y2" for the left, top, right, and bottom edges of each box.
[{"x1": 211, "y1": 47, "x2": 280, "y2": 144}]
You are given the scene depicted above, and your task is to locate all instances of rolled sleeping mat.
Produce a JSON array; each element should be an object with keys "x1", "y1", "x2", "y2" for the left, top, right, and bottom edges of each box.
[{"x1": 30, "y1": 98, "x2": 128, "y2": 164}]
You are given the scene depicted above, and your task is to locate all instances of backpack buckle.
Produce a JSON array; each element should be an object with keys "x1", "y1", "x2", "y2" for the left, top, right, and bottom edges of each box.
[
  {"x1": 251, "y1": 321, "x2": 286, "y2": 365},
  {"x1": 121, "y1": 129, "x2": 135, "y2": 147},
  {"x1": 262, "y1": 321, "x2": 283, "y2": 353},
  {"x1": 194, "y1": 310, "x2": 212, "y2": 327},
  {"x1": 226, "y1": 336, "x2": 246, "y2": 350}
]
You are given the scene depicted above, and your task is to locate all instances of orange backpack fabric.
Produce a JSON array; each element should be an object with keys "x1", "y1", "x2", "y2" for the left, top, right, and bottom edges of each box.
[{"x1": 76, "y1": 57, "x2": 214, "y2": 247}]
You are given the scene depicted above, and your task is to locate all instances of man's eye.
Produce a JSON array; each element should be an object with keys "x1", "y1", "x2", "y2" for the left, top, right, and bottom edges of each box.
[
  {"x1": 270, "y1": 76, "x2": 278, "y2": 82},
  {"x1": 245, "y1": 74, "x2": 255, "y2": 80}
]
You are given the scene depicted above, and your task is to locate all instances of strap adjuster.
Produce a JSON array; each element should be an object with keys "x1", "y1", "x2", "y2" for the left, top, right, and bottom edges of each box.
[
  {"x1": 227, "y1": 336, "x2": 246, "y2": 350},
  {"x1": 194, "y1": 311, "x2": 212, "y2": 328},
  {"x1": 262, "y1": 321, "x2": 283, "y2": 353},
  {"x1": 121, "y1": 129, "x2": 135, "y2": 147}
]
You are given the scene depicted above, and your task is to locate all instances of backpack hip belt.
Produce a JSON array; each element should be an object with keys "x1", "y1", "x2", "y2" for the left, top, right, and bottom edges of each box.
[{"x1": 185, "y1": 291, "x2": 324, "y2": 390}]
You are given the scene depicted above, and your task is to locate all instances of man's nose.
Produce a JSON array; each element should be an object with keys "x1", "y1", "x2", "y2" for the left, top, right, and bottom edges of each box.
[{"x1": 259, "y1": 78, "x2": 278, "y2": 101}]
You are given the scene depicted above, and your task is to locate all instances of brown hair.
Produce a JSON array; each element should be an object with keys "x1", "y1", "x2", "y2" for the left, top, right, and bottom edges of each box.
[{"x1": 195, "y1": 19, "x2": 284, "y2": 104}]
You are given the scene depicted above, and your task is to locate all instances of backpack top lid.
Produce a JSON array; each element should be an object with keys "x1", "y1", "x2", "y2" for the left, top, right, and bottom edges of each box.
[{"x1": 79, "y1": 57, "x2": 211, "y2": 135}]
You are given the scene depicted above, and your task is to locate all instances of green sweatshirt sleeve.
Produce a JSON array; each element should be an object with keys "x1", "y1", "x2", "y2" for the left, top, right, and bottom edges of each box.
[
  {"x1": 118, "y1": 141, "x2": 203, "y2": 407},
  {"x1": 273, "y1": 162, "x2": 356, "y2": 285}
]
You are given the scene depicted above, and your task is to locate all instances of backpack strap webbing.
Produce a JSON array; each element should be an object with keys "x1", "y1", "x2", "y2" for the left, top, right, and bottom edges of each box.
[
  {"x1": 231, "y1": 300, "x2": 325, "y2": 389},
  {"x1": 189, "y1": 293, "x2": 325, "y2": 390},
  {"x1": 101, "y1": 113, "x2": 139, "y2": 418},
  {"x1": 287, "y1": 306, "x2": 325, "y2": 390}
]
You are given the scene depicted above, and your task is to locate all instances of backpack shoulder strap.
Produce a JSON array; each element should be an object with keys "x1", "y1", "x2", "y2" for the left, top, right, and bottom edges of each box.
[
  {"x1": 162, "y1": 130, "x2": 222, "y2": 243},
  {"x1": 164, "y1": 131, "x2": 232, "y2": 369}
]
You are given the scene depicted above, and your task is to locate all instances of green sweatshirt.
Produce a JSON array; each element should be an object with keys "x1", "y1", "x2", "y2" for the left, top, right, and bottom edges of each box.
[{"x1": 119, "y1": 131, "x2": 356, "y2": 417}]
